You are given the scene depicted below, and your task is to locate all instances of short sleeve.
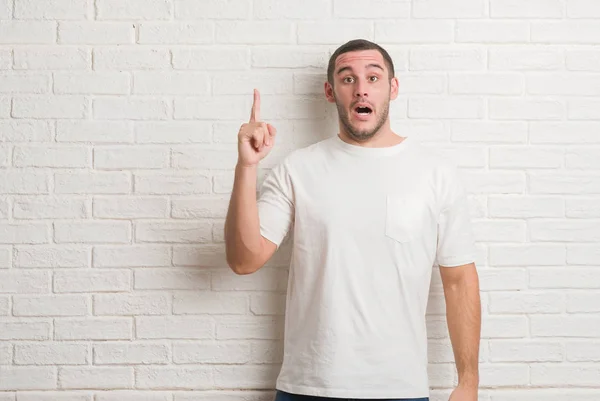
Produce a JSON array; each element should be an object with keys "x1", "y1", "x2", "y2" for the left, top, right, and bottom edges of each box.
[
  {"x1": 435, "y1": 164, "x2": 477, "y2": 268},
  {"x1": 257, "y1": 160, "x2": 295, "y2": 248}
]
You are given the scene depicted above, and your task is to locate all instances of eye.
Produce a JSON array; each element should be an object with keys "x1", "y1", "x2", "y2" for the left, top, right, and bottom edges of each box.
[
  {"x1": 369, "y1": 76, "x2": 379, "y2": 82},
  {"x1": 343, "y1": 76, "x2": 355, "y2": 83}
]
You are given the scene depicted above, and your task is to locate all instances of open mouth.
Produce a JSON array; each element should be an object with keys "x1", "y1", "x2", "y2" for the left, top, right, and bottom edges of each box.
[{"x1": 354, "y1": 106, "x2": 373, "y2": 115}]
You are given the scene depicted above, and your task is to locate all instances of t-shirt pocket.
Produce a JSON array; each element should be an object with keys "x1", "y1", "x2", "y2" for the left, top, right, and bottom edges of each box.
[{"x1": 385, "y1": 193, "x2": 427, "y2": 243}]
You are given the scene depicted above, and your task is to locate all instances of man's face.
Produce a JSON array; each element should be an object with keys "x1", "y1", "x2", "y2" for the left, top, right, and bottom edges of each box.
[{"x1": 325, "y1": 49, "x2": 399, "y2": 142}]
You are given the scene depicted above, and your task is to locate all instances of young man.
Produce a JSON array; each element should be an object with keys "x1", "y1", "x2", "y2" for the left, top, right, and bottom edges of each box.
[{"x1": 225, "y1": 39, "x2": 481, "y2": 401}]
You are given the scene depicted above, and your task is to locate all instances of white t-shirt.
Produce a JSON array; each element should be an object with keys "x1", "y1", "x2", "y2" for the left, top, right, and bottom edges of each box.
[{"x1": 257, "y1": 134, "x2": 477, "y2": 399}]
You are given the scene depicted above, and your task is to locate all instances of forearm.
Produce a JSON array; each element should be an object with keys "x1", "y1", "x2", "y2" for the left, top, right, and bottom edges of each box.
[
  {"x1": 224, "y1": 163, "x2": 263, "y2": 271},
  {"x1": 444, "y1": 268, "x2": 481, "y2": 388}
]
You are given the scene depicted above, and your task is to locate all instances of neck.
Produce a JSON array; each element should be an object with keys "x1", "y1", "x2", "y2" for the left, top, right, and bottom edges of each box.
[{"x1": 338, "y1": 121, "x2": 402, "y2": 148}]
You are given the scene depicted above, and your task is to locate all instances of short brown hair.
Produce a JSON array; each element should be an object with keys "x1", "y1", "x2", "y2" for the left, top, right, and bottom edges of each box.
[{"x1": 327, "y1": 39, "x2": 395, "y2": 86}]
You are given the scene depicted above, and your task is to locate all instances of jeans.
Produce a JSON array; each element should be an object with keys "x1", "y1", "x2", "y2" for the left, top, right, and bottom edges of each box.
[{"x1": 274, "y1": 390, "x2": 429, "y2": 401}]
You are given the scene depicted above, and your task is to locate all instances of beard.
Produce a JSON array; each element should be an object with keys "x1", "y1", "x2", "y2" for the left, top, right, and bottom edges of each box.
[{"x1": 334, "y1": 93, "x2": 390, "y2": 143}]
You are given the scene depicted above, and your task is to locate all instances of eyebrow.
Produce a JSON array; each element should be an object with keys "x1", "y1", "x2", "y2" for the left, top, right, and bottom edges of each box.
[{"x1": 336, "y1": 63, "x2": 385, "y2": 76}]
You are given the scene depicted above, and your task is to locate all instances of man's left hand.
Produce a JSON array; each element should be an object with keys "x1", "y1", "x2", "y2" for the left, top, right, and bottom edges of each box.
[{"x1": 448, "y1": 384, "x2": 478, "y2": 401}]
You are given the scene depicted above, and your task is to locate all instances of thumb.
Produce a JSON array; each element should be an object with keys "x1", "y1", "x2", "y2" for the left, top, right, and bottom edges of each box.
[{"x1": 267, "y1": 123, "x2": 277, "y2": 137}]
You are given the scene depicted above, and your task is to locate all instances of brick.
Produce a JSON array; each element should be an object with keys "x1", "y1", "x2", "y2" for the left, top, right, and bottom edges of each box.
[
  {"x1": 213, "y1": 365, "x2": 279, "y2": 389},
  {"x1": 54, "y1": 72, "x2": 130, "y2": 95},
  {"x1": 472, "y1": 220, "x2": 526, "y2": 242},
  {"x1": 214, "y1": 72, "x2": 292, "y2": 96},
  {"x1": 0, "y1": 72, "x2": 49, "y2": 93},
  {"x1": 0, "y1": 170, "x2": 49, "y2": 194},
  {"x1": 15, "y1": 0, "x2": 89, "y2": 19},
  {"x1": 94, "y1": 48, "x2": 171, "y2": 70},
  {"x1": 173, "y1": 341, "x2": 250, "y2": 364},
  {"x1": 0, "y1": 367, "x2": 55, "y2": 390},
  {"x1": 489, "y1": 244, "x2": 565, "y2": 267},
  {"x1": 94, "y1": 146, "x2": 168, "y2": 169},
  {"x1": 250, "y1": 340, "x2": 283, "y2": 364},
  {"x1": 531, "y1": 122, "x2": 600, "y2": 143},
  {"x1": 449, "y1": 73, "x2": 524, "y2": 95},
  {"x1": 489, "y1": 47, "x2": 564, "y2": 71},
  {"x1": 0, "y1": 120, "x2": 52, "y2": 142},
  {"x1": 17, "y1": 393, "x2": 91, "y2": 401},
  {"x1": 456, "y1": 21, "x2": 529, "y2": 43},
  {"x1": 216, "y1": 316, "x2": 283, "y2": 340},
  {"x1": 409, "y1": 48, "x2": 484, "y2": 71},
  {"x1": 569, "y1": 99, "x2": 600, "y2": 120},
  {"x1": 212, "y1": 267, "x2": 287, "y2": 291},
  {"x1": 0, "y1": 22, "x2": 55, "y2": 44},
  {"x1": 413, "y1": 0, "x2": 485, "y2": 18},
  {"x1": 301, "y1": 21, "x2": 373, "y2": 44},
  {"x1": 530, "y1": 267, "x2": 600, "y2": 289},
  {"x1": 13, "y1": 295, "x2": 88, "y2": 317},
  {"x1": 135, "y1": 121, "x2": 211, "y2": 144},
  {"x1": 408, "y1": 98, "x2": 483, "y2": 119},
  {"x1": 14, "y1": 46, "x2": 90, "y2": 70},
  {"x1": 174, "y1": 0, "x2": 250, "y2": 19},
  {"x1": 171, "y1": 198, "x2": 228, "y2": 219},
  {"x1": 139, "y1": 22, "x2": 213, "y2": 44},
  {"x1": 53, "y1": 269, "x2": 130, "y2": 293},
  {"x1": 173, "y1": 47, "x2": 249, "y2": 70},
  {"x1": 479, "y1": 364, "x2": 529, "y2": 387},
  {"x1": 217, "y1": 21, "x2": 292, "y2": 44},
  {"x1": 0, "y1": 320, "x2": 51, "y2": 340},
  {"x1": 250, "y1": 293, "x2": 286, "y2": 315},
  {"x1": 93, "y1": 245, "x2": 170, "y2": 267},
  {"x1": 530, "y1": 220, "x2": 600, "y2": 242},
  {"x1": 134, "y1": 173, "x2": 210, "y2": 195},
  {"x1": 94, "y1": 98, "x2": 170, "y2": 120},
  {"x1": 94, "y1": 197, "x2": 168, "y2": 219},
  {"x1": 54, "y1": 221, "x2": 131, "y2": 244},
  {"x1": 0, "y1": 270, "x2": 50, "y2": 294},
  {"x1": 171, "y1": 147, "x2": 237, "y2": 170},
  {"x1": 14, "y1": 343, "x2": 88, "y2": 365},
  {"x1": 94, "y1": 293, "x2": 170, "y2": 316},
  {"x1": 136, "y1": 366, "x2": 211, "y2": 389},
  {"x1": 97, "y1": 0, "x2": 172, "y2": 19},
  {"x1": 532, "y1": 21, "x2": 600, "y2": 44},
  {"x1": 0, "y1": 223, "x2": 49, "y2": 244},
  {"x1": 255, "y1": 0, "x2": 330, "y2": 19},
  {"x1": 0, "y1": 96, "x2": 8, "y2": 117},
  {"x1": 488, "y1": 196, "x2": 564, "y2": 218},
  {"x1": 489, "y1": 340, "x2": 563, "y2": 362},
  {"x1": 133, "y1": 72, "x2": 209, "y2": 95},
  {"x1": 173, "y1": 292, "x2": 247, "y2": 315},
  {"x1": 0, "y1": 342, "x2": 10, "y2": 362},
  {"x1": 0, "y1": 0, "x2": 10, "y2": 18},
  {"x1": 489, "y1": 147, "x2": 562, "y2": 168},
  {"x1": 490, "y1": 0, "x2": 563, "y2": 17},
  {"x1": 136, "y1": 316, "x2": 214, "y2": 339},
  {"x1": 135, "y1": 222, "x2": 211, "y2": 244},
  {"x1": 0, "y1": 247, "x2": 9, "y2": 269},
  {"x1": 481, "y1": 315, "x2": 529, "y2": 339},
  {"x1": 174, "y1": 96, "x2": 249, "y2": 120},
  {"x1": 55, "y1": 171, "x2": 131, "y2": 194},
  {"x1": 567, "y1": 50, "x2": 600, "y2": 71},
  {"x1": 59, "y1": 367, "x2": 133, "y2": 389},
  {"x1": 0, "y1": 296, "x2": 8, "y2": 314},
  {"x1": 531, "y1": 364, "x2": 600, "y2": 386},
  {"x1": 482, "y1": 389, "x2": 598, "y2": 401},
  {"x1": 568, "y1": 0, "x2": 600, "y2": 17},
  {"x1": 251, "y1": 47, "x2": 328, "y2": 69},
  {"x1": 13, "y1": 96, "x2": 88, "y2": 119},
  {"x1": 56, "y1": 121, "x2": 133, "y2": 143},
  {"x1": 567, "y1": 244, "x2": 600, "y2": 264},
  {"x1": 566, "y1": 341, "x2": 600, "y2": 361},
  {"x1": 14, "y1": 145, "x2": 89, "y2": 168},
  {"x1": 14, "y1": 244, "x2": 86, "y2": 268},
  {"x1": 96, "y1": 392, "x2": 170, "y2": 401},
  {"x1": 489, "y1": 98, "x2": 564, "y2": 120},
  {"x1": 14, "y1": 197, "x2": 88, "y2": 220},
  {"x1": 55, "y1": 318, "x2": 132, "y2": 340},
  {"x1": 58, "y1": 22, "x2": 134, "y2": 44},
  {"x1": 489, "y1": 292, "x2": 564, "y2": 314},
  {"x1": 566, "y1": 148, "x2": 600, "y2": 169},
  {"x1": 134, "y1": 269, "x2": 210, "y2": 290},
  {"x1": 451, "y1": 121, "x2": 526, "y2": 143},
  {"x1": 566, "y1": 292, "x2": 600, "y2": 312},
  {"x1": 528, "y1": 73, "x2": 600, "y2": 96},
  {"x1": 93, "y1": 343, "x2": 170, "y2": 365}
]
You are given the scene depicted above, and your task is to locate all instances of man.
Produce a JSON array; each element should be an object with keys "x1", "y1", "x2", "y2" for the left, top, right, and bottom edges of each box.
[{"x1": 224, "y1": 39, "x2": 481, "y2": 401}]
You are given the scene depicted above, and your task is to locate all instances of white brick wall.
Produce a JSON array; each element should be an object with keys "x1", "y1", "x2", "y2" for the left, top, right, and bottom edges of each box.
[{"x1": 0, "y1": 0, "x2": 599, "y2": 399}]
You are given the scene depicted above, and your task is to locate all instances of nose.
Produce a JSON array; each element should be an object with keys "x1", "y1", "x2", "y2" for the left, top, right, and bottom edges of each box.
[{"x1": 354, "y1": 78, "x2": 368, "y2": 98}]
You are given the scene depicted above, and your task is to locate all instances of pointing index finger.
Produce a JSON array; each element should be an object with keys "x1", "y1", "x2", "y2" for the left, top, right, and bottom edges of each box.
[{"x1": 250, "y1": 89, "x2": 260, "y2": 122}]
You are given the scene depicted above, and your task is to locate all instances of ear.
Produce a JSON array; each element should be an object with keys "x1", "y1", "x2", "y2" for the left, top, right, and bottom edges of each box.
[
  {"x1": 390, "y1": 77, "x2": 399, "y2": 100},
  {"x1": 324, "y1": 81, "x2": 336, "y2": 103}
]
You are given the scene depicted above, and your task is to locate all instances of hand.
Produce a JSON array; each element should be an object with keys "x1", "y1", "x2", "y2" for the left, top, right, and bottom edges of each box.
[
  {"x1": 237, "y1": 89, "x2": 277, "y2": 168},
  {"x1": 448, "y1": 384, "x2": 478, "y2": 401}
]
